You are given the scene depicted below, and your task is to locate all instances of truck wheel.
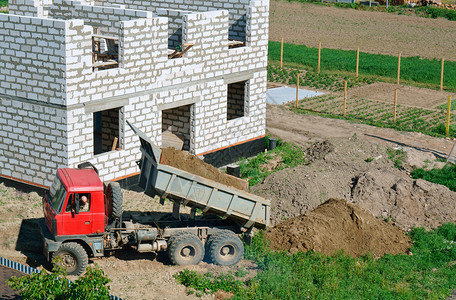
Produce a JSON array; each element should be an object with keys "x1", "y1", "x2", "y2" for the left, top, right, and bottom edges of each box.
[
  {"x1": 106, "y1": 181, "x2": 123, "y2": 221},
  {"x1": 53, "y1": 242, "x2": 88, "y2": 276},
  {"x1": 207, "y1": 231, "x2": 244, "y2": 266},
  {"x1": 168, "y1": 233, "x2": 204, "y2": 266}
]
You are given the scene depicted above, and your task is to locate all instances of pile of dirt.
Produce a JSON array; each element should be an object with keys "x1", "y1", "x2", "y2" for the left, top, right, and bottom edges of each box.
[
  {"x1": 351, "y1": 168, "x2": 456, "y2": 230},
  {"x1": 305, "y1": 140, "x2": 335, "y2": 163},
  {"x1": 160, "y1": 147, "x2": 248, "y2": 191},
  {"x1": 265, "y1": 198, "x2": 411, "y2": 257},
  {"x1": 252, "y1": 136, "x2": 390, "y2": 225}
]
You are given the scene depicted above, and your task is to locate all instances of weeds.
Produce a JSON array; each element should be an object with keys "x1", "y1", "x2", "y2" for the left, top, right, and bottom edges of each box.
[
  {"x1": 239, "y1": 137, "x2": 305, "y2": 186},
  {"x1": 412, "y1": 163, "x2": 456, "y2": 192},
  {"x1": 174, "y1": 270, "x2": 245, "y2": 295},
  {"x1": 175, "y1": 224, "x2": 456, "y2": 299},
  {"x1": 267, "y1": 64, "x2": 373, "y2": 91},
  {"x1": 386, "y1": 148, "x2": 407, "y2": 169}
]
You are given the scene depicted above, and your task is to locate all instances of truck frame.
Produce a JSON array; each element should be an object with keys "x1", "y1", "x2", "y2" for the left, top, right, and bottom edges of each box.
[{"x1": 40, "y1": 123, "x2": 270, "y2": 275}]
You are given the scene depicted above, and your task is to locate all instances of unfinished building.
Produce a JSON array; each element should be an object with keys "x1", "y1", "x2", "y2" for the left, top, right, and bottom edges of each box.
[{"x1": 0, "y1": 0, "x2": 269, "y2": 188}]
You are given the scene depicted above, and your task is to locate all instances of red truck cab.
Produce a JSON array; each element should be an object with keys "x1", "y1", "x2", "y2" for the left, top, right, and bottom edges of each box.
[{"x1": 43, "y1": 167, "x2": 105, "y2": 237}]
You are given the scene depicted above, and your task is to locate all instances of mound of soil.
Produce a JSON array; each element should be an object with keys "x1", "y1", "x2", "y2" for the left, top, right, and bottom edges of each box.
[
  {"x1": 266, "y1": 198, "x2": 410, "y2": 257},
  {"x1": 305, "y1": 140, "x2": 335, "y2": 163},
  {"x1": 160, "y1": 147, "x2": 248, "y2": 191},
  {"x1": 351, "y1": 168, "x2": 456, "y2": 230},
  {"x1": 252, "y1": 137, "x2": 389, "y2": 225}
]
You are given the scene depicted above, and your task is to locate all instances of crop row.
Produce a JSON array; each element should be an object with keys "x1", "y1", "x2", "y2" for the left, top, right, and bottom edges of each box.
[{"x1": 294, "y1": 95, "x2": 456, "y2": 136}]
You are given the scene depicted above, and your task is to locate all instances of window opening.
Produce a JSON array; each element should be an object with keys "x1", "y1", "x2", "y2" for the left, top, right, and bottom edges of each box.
[
  {"x1": 227, "y1": 80, "x2": 247, "y2": 120},
  {"x1": 93, "y1": 107, "x2": 124, "y2": 155},
  {"x1": 162, "y1": 105, "x2": 192, "y2": 151},
  {"x1": 92, "y1": 34, "x2": 119, "y2": 71}
]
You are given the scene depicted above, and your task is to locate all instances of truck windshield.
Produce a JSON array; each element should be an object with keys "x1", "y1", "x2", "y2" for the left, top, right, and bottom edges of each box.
[{"x1": 49, "y1": 174, "x2": 67, "y2": 213}]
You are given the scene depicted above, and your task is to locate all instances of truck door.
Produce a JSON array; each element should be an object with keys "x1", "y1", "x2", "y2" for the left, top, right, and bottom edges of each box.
[{"x1": 61, "y1": 193, "x2": 94, "y2": 236}]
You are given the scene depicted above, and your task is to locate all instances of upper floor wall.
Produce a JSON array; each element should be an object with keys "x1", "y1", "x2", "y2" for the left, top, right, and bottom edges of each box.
[
  {"x1": 3, "y1": 0, "x2": 269, "y2": 107},
  {"x1": 93, "y1": 0, "x2": 251, "y2": 41}
]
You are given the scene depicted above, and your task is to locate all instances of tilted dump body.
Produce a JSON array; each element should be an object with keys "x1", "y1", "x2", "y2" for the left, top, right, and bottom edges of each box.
[{"x1": 128, "y1": 122, "x2": 270, "y2": 230}]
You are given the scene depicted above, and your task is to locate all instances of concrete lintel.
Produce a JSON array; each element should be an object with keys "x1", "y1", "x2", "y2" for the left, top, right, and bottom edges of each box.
[
  {"x1": 158, "y1": 96, "x2": 200, "y2": 110},
  {"x1": 84, "y1": 96, "x2": 129, "y2": 113},
  {"x1": 63, "y1": 67, "x2": 265, "y2": 111},
  {"x1": 223, "y1": 71, "x2": 255, "y2": 84},
  {"x1": 0, "y1": 93, "x2": 66, "y2": 109}
]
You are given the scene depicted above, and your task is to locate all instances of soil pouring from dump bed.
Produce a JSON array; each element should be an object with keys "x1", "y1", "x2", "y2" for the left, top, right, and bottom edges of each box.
[
  {"x1": 266, "y1": 198, "x2": 410, "y2": 257},
  {"x1": 160, "y1": 147, "x2": 248, "y2": 191}
]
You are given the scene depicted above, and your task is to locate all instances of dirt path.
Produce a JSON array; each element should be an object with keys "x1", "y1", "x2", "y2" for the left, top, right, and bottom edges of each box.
[
  {"x1": 266, "y1": 103, "x2": 453, "y2": 159},
  {"x1": 270, "y1": 1, "x2": 456, "y2": 61}
]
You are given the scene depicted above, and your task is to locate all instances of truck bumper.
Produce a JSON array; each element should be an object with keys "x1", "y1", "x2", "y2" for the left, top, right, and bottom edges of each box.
[{"x1": 39, "y1": 219, "x2": 61, "y2": 261}]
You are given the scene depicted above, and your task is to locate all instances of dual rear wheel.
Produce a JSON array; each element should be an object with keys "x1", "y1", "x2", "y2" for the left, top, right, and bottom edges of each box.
[{"x1": 167, "y1": 230, "x2": 244, "y2": 266}]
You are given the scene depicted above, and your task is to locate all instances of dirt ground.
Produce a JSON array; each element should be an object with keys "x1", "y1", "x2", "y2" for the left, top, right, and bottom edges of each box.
[
  {"x1": 0, "y1": 186, "x2": 258, "y2": 300},
  {"x1": 346, "y1": 82, "x2": 456, "y2": 109},
  {"x1": 2, "y1": 102, "x2": 456, "y2": 298},
  {"x1": 270, "y1": 0, "x2": 456, "y2": 61},
  {"x1": 257, "y1": 104, "x2": 456, "y2": 229}
]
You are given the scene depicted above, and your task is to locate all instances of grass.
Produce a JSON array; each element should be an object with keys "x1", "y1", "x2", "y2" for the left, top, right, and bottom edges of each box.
[
  {"x1": 386, "y1": 148, "x2": 408, "y2": 169},
  {"x1": 412, "y1": 163, "x2": 456, "y2": 191},
  {"x1": 239, "y1": 137, "x2": 305, "y2": 186},
  {"x1": 269, "y1": 41, "x2": 456, "y2": 91},
  {"x1": 175, "y1": 224, "x2": 456, "y2": 299},
  {"x1": 0, "y1": 0, "x2": 7, "y2": 7}
]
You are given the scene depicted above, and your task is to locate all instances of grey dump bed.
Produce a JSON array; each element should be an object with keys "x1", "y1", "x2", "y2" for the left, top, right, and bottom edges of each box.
[{"x1": 128, "y1": 122, "x2": 270, "y2": 230}]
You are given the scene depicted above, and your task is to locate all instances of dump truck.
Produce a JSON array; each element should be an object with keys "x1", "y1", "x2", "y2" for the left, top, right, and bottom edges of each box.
[{"x1": 40, "y1": 122, "x2": 270, "y2": 275}]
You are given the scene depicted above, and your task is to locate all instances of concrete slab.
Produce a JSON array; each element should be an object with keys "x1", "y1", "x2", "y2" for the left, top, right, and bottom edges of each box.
[{"x1": 266, "y1": 87, "x2": 324, "y2": 105}]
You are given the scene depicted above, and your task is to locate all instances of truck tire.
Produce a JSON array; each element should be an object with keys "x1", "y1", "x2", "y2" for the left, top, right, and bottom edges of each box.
[
  {"x1": 53, "y1": 242, "x2": 88, "y2": 276},
  {"x1": 168, "y1": 233, "x2": 204, "y2": 266},
  {"x1": 207, "y1": 231, "x2": 244, "y2": 266},
  {"x1": 106, "y1": 181, "x2": 122, "y2": 222}
]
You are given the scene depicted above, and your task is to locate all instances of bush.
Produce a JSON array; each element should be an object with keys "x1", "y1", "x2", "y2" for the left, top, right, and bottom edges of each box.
[{"x1": 7, "y1": 263, "x2": 111, "y2": 300}]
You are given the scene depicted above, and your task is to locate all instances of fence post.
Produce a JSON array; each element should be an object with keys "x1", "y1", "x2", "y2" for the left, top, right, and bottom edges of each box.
[
  {"x1": 343, "y1": 81, "x2": 347, "y2": 118},
  {"x1": 296, "y1": 73, "x2": 300, "y2": 109},
  {"x1": 318, "y1": 41, "x2": 321, "y2": 74},
  {"x1": 440, "y1": 58, "x2": 445, "y2": 91},
  {"x1": 280, "y1": 37, "x2": 284, "y2": 69},
  {"x1": 356, "y1": 47, "x2": 359, "y2": 78},
  {"x1": 446, "y1": 95, "x2": 452, "y2": 136},
  {"x1": 397, "y1": 52, "x2": 401, "y2": 85},
  {"x1": 393, "y1": 88, "x2": 398, "y2": 124}
]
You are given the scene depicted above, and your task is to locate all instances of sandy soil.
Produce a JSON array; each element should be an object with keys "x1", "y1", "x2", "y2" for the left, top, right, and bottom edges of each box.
[
  {"x1": 266, "y1": 198, "x2": 411, "y2": 257},
  {"x1": 270, "y1": 1, "x2": 456, "y2": 61}
]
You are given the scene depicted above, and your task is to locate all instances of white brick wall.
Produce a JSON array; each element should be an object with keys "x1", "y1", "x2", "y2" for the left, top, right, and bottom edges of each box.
[{"x1": 1, "y1": 0, "x2": 268, "y2": 187}]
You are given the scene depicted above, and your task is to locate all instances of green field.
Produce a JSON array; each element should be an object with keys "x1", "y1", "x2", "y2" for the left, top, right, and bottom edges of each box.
[{"x1": 269, "y1": 41, "x2": 456, "y2": 91}]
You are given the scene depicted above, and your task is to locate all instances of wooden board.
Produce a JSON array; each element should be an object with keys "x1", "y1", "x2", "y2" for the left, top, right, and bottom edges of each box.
[{"x1": 162, "y1": 131, "x2": 185, "y2": 150}]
